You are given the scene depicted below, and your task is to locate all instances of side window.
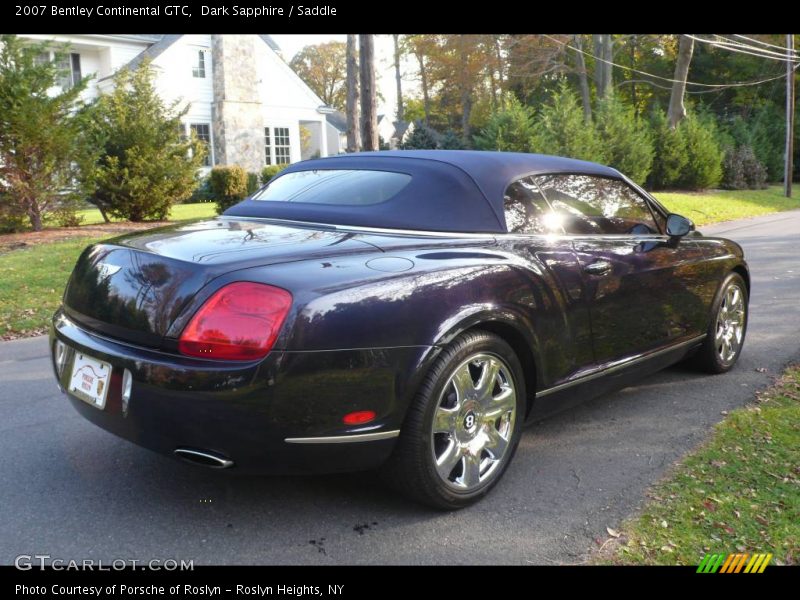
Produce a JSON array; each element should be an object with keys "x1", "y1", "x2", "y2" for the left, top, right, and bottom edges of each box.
[
  {"x1": 503, "y1": 177, "x2": 559, "y2": 234},
  {"x1": 535, "y1": 174, "x2": 659, "y2": 235}
]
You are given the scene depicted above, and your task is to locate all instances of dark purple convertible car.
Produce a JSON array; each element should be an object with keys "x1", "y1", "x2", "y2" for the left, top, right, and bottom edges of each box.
[{"x1": 51, "y1": 151, "x2": 749, "y2": 509}]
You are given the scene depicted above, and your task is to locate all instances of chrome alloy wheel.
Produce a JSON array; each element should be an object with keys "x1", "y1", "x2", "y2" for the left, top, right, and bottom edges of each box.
[
  {"x1": 715, "y1": 282, "x2": 746, "y2": 365},
  {"x1": 431, "y1": 353, "x2": 517, "y2": 492}
]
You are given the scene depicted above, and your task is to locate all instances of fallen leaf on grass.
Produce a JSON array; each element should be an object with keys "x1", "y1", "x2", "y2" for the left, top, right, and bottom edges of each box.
[{"x1": 606, "y1": 527, "x2": 620, "y2": 538}]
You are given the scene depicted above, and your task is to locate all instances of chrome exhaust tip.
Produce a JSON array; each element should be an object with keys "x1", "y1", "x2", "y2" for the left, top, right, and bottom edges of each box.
[{"x1": 174, "y1": 447, "x2": 234, "y2": 469}]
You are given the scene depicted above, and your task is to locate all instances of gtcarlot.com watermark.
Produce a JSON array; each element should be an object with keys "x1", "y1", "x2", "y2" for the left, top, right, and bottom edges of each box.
[{"x1": 14, "y1": 554, "x2": 194, "y2": 571}]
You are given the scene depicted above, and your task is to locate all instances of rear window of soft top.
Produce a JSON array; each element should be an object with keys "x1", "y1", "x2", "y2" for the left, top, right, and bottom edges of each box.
[{"x1": 252, "y1": 169, "x2": 412, "y2": 206}]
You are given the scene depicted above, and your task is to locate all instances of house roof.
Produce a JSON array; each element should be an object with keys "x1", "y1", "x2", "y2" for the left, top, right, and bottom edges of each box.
[
  {"x1": 103, "y1": 34, "x2": 282, "y2": 80},
  {"x1": 392, "y1": 120, "x2": 412, "y2": 140},
  {"x1": 326, "y1": 111, "x2": 347, "y2": 132},
  {"x1": 225, "y1": 150, "x2": 622, "y2": 233},
  {"x1": 115, "y1": 34, "x2": 183, "y2": 76}
]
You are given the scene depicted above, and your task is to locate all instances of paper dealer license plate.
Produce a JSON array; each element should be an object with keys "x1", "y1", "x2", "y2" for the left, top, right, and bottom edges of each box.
[{"x1": 69, "y1": 352, "x2": 112, "y2": 409}]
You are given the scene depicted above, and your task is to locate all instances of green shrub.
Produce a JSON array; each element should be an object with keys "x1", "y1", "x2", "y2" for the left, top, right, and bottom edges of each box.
[
  {"x1": 439, "y1": 130, "x2": 465, "y2": 150},
  {"x1": 647, "y1": 109, "x2": 689, "y2": 189},
  {"x1": 246, "y1": 172, "x2": 260, "y2": 195},
  {"x1": 260, "y1": 164, "x2": 288, "y2": 185},
  {"x1": 722, "y1": 145, "x2": 768, "y2": 190},
  {"x1": 725, "y1": 107, "x2": 785, "y2": 182},
  {"x1": 473, "y1": 96, "x2": 537, "y2": 153},
  {"x1": 400, "y1": 124, "x2": 440, "y2": 150},
  {"x1": 210, "y1": 166, "x2": 249, "y2": 214},
  {"x1": 188, "y1": 175, "x2": 214, "y2": 203},
  {"x1": 530, "y1": 82, "x2": 605, "y2": 163},
  {"x1": 594, "y1": 95, "x2": 654, "y2": 184},
  {"x1": 52, "y1": 202, "x2": 85, "y2": 227},
  {"x1": 0, "y1": 195, "x2": 28, "y2": 233},
  {"x1": 678, "y1": 113, "x2": 723, "y2": 190}
]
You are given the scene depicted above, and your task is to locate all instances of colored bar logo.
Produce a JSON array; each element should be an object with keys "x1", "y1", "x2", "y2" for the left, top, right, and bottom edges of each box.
[{"x1": 697, "y1": 553, "x2": 772, "y2": 573}]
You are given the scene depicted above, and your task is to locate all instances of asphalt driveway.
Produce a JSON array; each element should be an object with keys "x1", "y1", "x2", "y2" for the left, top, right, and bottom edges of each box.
[{"x1": 1, "y1": 210, "x2": 798, "y2": 565}]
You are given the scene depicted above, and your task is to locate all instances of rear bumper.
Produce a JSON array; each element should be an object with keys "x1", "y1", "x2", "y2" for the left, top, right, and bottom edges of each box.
[{"x1": 51, "y1": 310, "x2": 434, "y2": 474}]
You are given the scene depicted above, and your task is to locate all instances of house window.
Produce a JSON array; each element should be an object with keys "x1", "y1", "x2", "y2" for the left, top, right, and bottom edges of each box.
[
  {"x1": 274, "y1": 127, "x2": 291, "y2": 165},
  {"x1": 192, "y1": 50, "x2": 206, "y2": 78},
  {"x1": 190, "y1": 123, "x2": 212, "y2": 167},
  {"x1": 265, "y1": 127, "x2": 292, "y2": 166},
  {"x1": 39, "y1": 51, "x2": 81, "y2": 90}
]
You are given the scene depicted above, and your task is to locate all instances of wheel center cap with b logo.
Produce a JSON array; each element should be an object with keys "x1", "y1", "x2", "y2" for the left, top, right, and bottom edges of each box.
[{"x1": 463, "y1": 411, "x2": 477, "y2": 431}]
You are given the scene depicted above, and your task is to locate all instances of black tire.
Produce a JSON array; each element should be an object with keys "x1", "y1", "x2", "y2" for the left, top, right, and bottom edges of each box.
[
  {"x1": 690, "y1": 272, "x2": 748, "y2": 374},
  {"x1": 381, "y1": 330, "x2": 526, "y2": 510}
]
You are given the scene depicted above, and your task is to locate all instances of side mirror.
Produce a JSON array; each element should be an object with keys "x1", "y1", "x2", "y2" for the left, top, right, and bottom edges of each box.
[{"x1": 666, "y1": 213, "x2": 693, "y2": 238}]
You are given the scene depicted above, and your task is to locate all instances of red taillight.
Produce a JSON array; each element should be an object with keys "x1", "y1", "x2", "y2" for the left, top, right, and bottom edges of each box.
[
  {"x1": 178, "y1": 282, "x2": 292, "y2": 361},
  {"x1": 343, "y1": 411, "x2": 377, "y2": 425}
]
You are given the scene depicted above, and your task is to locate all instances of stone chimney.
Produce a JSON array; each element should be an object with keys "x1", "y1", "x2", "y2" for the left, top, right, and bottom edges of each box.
[{"x1": 211, "y1": 35, "x2": 265, "y2": 173}]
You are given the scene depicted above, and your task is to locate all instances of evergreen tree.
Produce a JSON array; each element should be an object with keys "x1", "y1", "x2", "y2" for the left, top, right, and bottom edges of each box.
[
  {"x1": 647, "y1": 109, "x2": 689, "y2": 189},
  {"x1": 473, "y1": 96, "x2": 536, "y2": 153},
  {"x1": 530, "y1": 83, "x2": 605, "y2": 163},
  {"x1": 0, "y1": 35, "x2": 92, "y2": 231},
  {"x1": 84, "y1": 61, "x2": 204, "y2": 221},
  {"x1": 594, "y1": 95, "x2": 654, "y2": 184}
]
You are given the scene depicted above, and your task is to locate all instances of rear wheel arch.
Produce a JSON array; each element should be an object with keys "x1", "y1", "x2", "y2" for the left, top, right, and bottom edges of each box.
[
  {"x1": 731, "y1": 264, "x2": 750, "y2": 296},
  {"x1": 463, "y1": 322, "x2": 537, "y2": 419},
  {"x1": 430, "y1": 311, "x2": 540, "y2": 420}
]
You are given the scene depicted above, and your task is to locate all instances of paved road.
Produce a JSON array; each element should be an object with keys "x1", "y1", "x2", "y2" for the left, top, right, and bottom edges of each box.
[{"x1": 1, "y1": 211, "x2": 799, "y2": 565}]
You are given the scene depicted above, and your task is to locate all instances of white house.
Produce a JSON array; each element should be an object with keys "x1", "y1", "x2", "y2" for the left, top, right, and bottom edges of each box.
[
  {"x1": 325, "y1": 111, "x2": 347, "y2": 156},
  {"x1": 19, "y1": 34, "x2": 334, "y2": 173}
]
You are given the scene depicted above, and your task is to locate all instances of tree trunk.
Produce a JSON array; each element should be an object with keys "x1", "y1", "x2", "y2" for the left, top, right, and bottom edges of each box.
[
  {"x1": 459, "y1": 37, "x2": 473, "y2": 144},
  {"x1": 345, "y1": 34, "x2": 360, "y2": 153},
  {"x1": 593, "y1": 34, "x2": 613, "y2": 100},
  {"x1": 98, "y1": 205, "x2": 111, "y2": 223},
  {"x1": 417, "y1": 52, "x2": 431, "y2": 126},
  {"x1": 668, "y1": 35, "x2": 695, "y2": 129},
  {"x1": 393, "y1": 34, "x2": 404, "y2": 123},
  {"x1": 494, "y1": 37, "x2": 504, "y2": 107},
  {"x1": 26, "y1": 198, "x2": 43, "y2": 232},
  {"x1": 359, "y1": 34, "x2": 379, "y2": 151},
  {"x1": 573, "y1": 35, "x2": 592, "y2": 121}
]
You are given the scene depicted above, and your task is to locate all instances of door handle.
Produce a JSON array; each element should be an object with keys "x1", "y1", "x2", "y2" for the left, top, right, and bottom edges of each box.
[{"x1": 583, "y1": 260, "x2": 612, "y2": 276}]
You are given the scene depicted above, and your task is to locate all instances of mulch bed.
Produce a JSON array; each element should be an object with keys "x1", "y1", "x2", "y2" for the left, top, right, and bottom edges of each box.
[{"x1": 0, "y1": 221, "x2": 172, "y2": 251}]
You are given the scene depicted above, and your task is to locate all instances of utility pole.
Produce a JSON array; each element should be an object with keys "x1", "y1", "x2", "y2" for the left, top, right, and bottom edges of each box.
[{"x1": 785, "y1": 34, "x2": 795, "y2": 198}]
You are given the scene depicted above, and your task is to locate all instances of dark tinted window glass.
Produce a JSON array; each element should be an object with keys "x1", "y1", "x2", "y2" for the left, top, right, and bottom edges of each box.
[
  {"x1": 252, "y1": 170, "x2": 411, "y2": 206},
  {"x1": 536, "y1": 174, "x2": 658, "y2": 235},
  {"x1": 503, "y1": 177, "x2": 559, "y2": 234}
]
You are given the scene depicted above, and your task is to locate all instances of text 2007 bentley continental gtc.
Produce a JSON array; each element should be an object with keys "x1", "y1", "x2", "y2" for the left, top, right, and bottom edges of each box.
[{"x1": 51, "y1": 151, "x2": 749, "y2": 509}]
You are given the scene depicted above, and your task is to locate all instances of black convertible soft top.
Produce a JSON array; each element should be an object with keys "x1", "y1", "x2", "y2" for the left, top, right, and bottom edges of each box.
[{"x1": 225, "y1": 150, "x2": 622, "y2": 233}]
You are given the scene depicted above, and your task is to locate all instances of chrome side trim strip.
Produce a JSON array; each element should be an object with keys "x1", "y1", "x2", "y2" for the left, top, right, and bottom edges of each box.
[
  {"x1": 536, "y1": 335, "x2": 707, "y2": 398},
  {"x1": 285, "y1": 430, "x2": 401, "y2": 444}
]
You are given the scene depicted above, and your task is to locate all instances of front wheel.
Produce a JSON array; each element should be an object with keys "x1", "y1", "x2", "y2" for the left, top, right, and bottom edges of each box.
[
  {"x1": 691, "y1": 272, "x2": 748, "y2": 373},
  {"x1": 381, "y1": 330, "x2": 525, "y2": 510}
]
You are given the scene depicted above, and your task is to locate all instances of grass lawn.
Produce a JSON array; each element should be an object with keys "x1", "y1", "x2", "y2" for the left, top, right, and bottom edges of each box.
[
  {"x1": 653, "y1": 186, "x2": 799, "y2": 227},
  {"x1": 0, "y1": 236, "x2": 108, "y2": 339},
  {"x1": 600, "y1": 365, "x2": 800, "y2": 566},
  {"x1": 70, "y1": 202, "x2": 217, "y2": 226}
]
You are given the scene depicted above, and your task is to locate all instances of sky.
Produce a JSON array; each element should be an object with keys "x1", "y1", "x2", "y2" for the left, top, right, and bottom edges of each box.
[{"x1": 269, "y1": 34, "x2": 419, "y2": 121}]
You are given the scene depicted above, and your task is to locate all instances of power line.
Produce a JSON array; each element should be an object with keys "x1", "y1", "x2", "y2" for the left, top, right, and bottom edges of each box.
[
  {"x1": 706, "y1": 35, "x2": 799, "y2": 59},
  {"x1": 732, "y1": 34, "x2": 799, "y2": 54},
  {"x1": 544, "y1": 34, "x2": 799, "y2": 90},
  {"x1": 717, "y1": 35, "x2": 799, "y2": 58},
  {"x1": 686, "y1": 35, "x2": 800, "y2": 63}
]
